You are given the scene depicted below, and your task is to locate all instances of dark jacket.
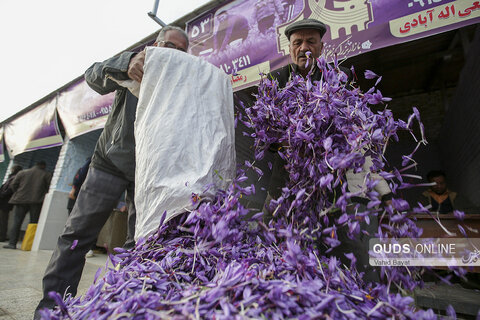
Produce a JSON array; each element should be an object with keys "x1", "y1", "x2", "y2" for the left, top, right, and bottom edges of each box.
[
  {"x1": 72, "y1": 158, "x2": 91, "y2": 196},
  {"x1": 9, "y1": 166, "x2": 51, "y2": 204},
  {"x1": 67, "y1": 158, "x2": 92, "y2": 210},
  {"x1": 85, "y1": 52, "x2": 138, "y2": 182},
  {"x1": 265, "y1": 62, "x2": 352, "y2": 201},
  {"x1": 0, "y1": 174, "x2": 19, "y2": 211},
  {"x1": 268, "y1": 63, "x2": 352, "y2": 88},
  {"x1": 421, "y1": 190, "x2": 457, "y2": 214}
]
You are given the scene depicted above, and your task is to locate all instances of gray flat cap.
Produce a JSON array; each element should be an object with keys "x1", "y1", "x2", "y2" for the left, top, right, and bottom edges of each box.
[{"x1": 285, "y1": 19, "x2": 327, "y2": 40}]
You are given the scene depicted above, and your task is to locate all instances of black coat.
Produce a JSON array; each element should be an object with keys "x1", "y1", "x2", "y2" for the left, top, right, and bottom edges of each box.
[
  {"x1": 263, "y1": 62, "x2": 352, "y2": 201},
  {"x1": 0, "y1": 175, "x2": 17, "y2": 212},
  {"x1": 267, "y1": 63, "x2": 353, "y2": 89}
]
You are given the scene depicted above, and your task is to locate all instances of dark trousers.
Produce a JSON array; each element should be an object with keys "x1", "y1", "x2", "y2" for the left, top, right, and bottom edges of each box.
[
  {"x1": 329, "y1": 203, "x2": 380, "y2": 283},
  {"x1": 263, "y1": 154, "x2": 379, "y2": 282},
  {"x1": 0, "y1": 208, "x2": 10, "y2": 241},
  {"x1": 8, "y1": 203, "x2": 42, "y2": 246},
  {"x1": 68, "y1": 199, "x2": 97, "y2": 250},
  {"x1": 262, "y1": 153, "x2": 288, "y2": 222},
  {"x1": 35, "y1": 167, "x2": 136, "y2": 312}
]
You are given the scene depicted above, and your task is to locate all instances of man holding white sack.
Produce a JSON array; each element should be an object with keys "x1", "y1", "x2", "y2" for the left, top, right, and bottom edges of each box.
[
  {"x1": 35, "y1": 26, "x2": 191, "y2": 318},
  {"x1": 133, "y1": 36, "x2": 236, "y2": 241}
]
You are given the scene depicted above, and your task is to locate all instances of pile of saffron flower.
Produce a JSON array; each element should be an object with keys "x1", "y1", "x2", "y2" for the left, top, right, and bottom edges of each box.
[{"x1": 41, "y1": 58, "x2": 467, "y2": 319}]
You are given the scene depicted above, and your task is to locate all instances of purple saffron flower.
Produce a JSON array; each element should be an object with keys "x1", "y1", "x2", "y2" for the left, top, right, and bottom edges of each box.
[
  {"x1": 70, "y1": 239, "x2": 78, "y2": 250},
  {"x1": 344, "y1": 252, "x2": 357, "y2": 268},
  {"x1": 323, "y1": 137, "x2": 333, "y2": 151},
  {"x1": 453, "y1": 210, "x2": 465, "y2": 221},
  {"x1": 364, "y1": 70, "x2": 378, "y2": 79},
  {"x1": 446, "y1": 305, "x2": 456, "y2": 320},
  {"x1": 337, "y1": 213, "x2": 348, "y2": 225},
  {"x1": 458, "y1": 224, "x2": 468, "y2": 238},
  {"x1": 305, "y1": 51, "x2": 311, "y2": 68},
  {"x1": 392, "y1": 198, "x2": 410, "y2": 211}
]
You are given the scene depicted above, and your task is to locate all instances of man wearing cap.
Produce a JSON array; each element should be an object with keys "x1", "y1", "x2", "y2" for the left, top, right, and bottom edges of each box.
[
  {"x1": 263, "y1": 18, "x2": 352, "y2": 218},
  {"x1": 268, "y1": 18, "x2": 348, "y2": 87},
  {"x1": 263, "y1": 19, "x2": 384, "y2": 282}
]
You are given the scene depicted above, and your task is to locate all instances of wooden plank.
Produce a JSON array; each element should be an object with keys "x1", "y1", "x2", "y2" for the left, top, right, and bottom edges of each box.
[{"x1": 415, "y1": 283, "x2": 480, "y2": 316}]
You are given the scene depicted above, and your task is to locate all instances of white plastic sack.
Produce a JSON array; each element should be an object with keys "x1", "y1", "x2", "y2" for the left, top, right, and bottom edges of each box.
[{"x1": 134, "y1": 47, "x2": 236, "y2": 240}]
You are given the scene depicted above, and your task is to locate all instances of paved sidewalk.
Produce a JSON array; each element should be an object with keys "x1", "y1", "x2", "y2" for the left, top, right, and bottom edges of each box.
[{"x1": 0, "y1": 242, "x2": 108, "y2": 320}]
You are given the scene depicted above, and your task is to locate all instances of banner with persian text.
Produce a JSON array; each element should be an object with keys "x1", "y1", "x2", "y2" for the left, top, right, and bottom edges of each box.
[
  {"x1": 0, "y1": 127, "x2": 4, "y2": 163},
  {"x1": 186, "y1": 0, "x2": 480, "y2": 90},
  {"x1": 4, "y1": 99, "x2": 63, "y2": 156},
  {"x1": 57, "y1": 79, "x2": 115, "y2": 139}
]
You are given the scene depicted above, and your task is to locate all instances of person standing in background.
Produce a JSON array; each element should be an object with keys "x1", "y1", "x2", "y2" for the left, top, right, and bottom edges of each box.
[
  {"x1": 0, "y1": 165, "x2": 23, "y2": 242},
  {"x1": 422, "y1": 170, "x2": 456, "y2": 214},
  {"x1": 3, "y1": 161, "x2": 51, "y2": 249},
  {"x1": 67, "y1": 158, "x2": 91, "y2": 215}
]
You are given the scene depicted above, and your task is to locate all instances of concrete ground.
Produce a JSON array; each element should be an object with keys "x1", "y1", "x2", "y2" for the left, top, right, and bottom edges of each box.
[{"x1": 0, "y1": 241, "x2": 108, "y2": 320}]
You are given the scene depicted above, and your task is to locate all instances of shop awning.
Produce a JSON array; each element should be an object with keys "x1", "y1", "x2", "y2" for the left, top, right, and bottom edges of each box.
[
  {"x1": 186, "y1": 0, "x2": 480, "y2": 90},
  {"x1": 4, "y1": 98, "x2": 63, "y2": 156},
  {"x1": 57, "y1": 79, "x2": 115, "y2": 139}
]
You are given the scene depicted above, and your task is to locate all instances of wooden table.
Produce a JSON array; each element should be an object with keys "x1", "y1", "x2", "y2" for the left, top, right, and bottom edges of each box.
[
  {"x1": 414, "y1": 213, "x2": 480, "y2": 238},
  {"x1": 414, "y1": 213, "x2": 480, "y2": 273}
]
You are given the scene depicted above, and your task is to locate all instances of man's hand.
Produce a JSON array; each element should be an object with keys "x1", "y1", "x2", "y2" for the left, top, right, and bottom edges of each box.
[
  {"x1": 68, "y1": 187, "x2": 76, "y2": 200},
  {"x1": 127, "y1": 50, "x2": 146, "y2": 82}
]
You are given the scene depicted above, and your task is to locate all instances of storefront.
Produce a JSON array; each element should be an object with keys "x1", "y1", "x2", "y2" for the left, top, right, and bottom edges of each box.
[
  {"x1": 32, "y1": 78, "x2": 114, "y2": 250},
  {"x1": 184, "y1": 0, "x2": 480, "y2": 212},
  {"x1": 0, "y1": 0, "x2": 478, "y2": 251},
  {"x1": 347, "y1": 23, "x2": 480, "y2": 212},
  {"x1": 0, "y1": 76, "x2": 115, "y2": 250},
  {"x1": 32, "y1": 130, "x2": 102, "y2": 250}
]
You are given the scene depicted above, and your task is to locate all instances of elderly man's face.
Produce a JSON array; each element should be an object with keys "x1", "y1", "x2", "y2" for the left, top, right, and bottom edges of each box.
[
  {"x1": 289, "y1": 29, "x2": 323, "y2": 74},
  {"x1": 157, "y1": 30, "x2": 188, "y2": 52}
]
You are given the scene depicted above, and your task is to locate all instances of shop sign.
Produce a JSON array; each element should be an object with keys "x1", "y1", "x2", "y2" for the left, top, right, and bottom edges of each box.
[{"x1": 186, "y1": 0, "x2": 480, "y2": 90}]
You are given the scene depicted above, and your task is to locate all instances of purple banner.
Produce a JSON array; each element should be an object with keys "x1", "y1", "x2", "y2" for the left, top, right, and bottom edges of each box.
[
  {"x1": 57, "y1": 79, "x2": 115, "y2": 139},
  {"x1": 4, "y1": 99, "x2": 63, "y2": 156},
  {"x1": 0, "y1": 127, "x2": 4, "y2": 163},
  {"x1": 186, "y1": 0, "x2": 480, "y2": 90}
]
